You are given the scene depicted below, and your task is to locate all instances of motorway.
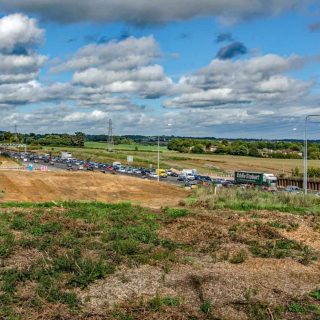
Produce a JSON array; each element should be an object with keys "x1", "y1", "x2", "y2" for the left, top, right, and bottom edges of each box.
[{"x1": 20, "y1": 158, "x2": 184, "y2": 185}]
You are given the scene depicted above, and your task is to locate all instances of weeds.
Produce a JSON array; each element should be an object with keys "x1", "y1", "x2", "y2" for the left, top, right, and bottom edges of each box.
[
  {"x1": 229, "y1": 250, "x2": 247, "y2": 264},
  {"x1": 191, "y1": 187, "x2": 320, "y2": 214},
  {"x1": 163, "y1": 207, "x2": 190, "y2": 220},
  {"x1": 249, "y1": 238, "x2": 316, "y2": 263},
  {"x1": 0, "y1": 202, "x2": 184, "y2": 318},
  {"x1": 310, "y1": 289, "x2": 320, "y2": 301},
  {"x1": 148, "y1": 295, "x2": 180, "y2": 311}
]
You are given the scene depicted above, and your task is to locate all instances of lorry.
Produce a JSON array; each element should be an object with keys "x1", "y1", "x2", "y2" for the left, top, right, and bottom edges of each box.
[
  {"x1": 61, "y1": 152, "x2": 72, "y2": 160},
  {"x1": 112, "y1": 161, "x2": 121, "y2": 167},
  {"x1": 234, "y1": 171, "x2": 277, "y2": 188},
  {"x1": 181, "y1": 169, "x2": 198, "y2": 181}
]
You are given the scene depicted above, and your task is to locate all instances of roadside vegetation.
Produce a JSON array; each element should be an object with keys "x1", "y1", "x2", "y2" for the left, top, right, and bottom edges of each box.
[
  {"x1": 188, "y1": 187, "x2": 320, "y2": 214},
  {"x1": 0, "y1": 193, "x2": 319, "y2": 319}
]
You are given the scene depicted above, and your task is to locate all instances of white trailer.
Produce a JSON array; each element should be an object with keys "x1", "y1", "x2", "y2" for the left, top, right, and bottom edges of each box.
[{"x1": 61, "y1": 152, "x2": 72, "y2": 160}]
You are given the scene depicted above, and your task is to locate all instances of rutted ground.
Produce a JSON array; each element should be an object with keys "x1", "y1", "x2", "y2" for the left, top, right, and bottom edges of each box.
[{"x1": 0, "y1": 171, "x2": 187, "y2": 208}]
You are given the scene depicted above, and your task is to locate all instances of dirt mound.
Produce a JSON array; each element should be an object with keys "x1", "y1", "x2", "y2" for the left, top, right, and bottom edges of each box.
[
  {"x1": 0, "y1": 156, "x2": 20, "y2": 168},
  {"x1": 0, "y1": 171, "x2": 187, "y2": 207}
]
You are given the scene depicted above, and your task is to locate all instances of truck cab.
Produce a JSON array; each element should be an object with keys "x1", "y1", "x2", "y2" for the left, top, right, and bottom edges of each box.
[{"x1": 156, "y1": 169, "x2": 167, "y2": 178}]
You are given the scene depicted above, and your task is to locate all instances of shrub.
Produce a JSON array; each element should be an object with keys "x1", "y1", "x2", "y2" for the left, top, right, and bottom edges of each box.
[{"x1": 164, "y1": 207, "x2": 190, "y2": 220}]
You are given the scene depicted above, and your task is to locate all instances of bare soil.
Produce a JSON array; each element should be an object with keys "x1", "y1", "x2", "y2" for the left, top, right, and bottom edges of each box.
[
  {"x1": 0, "y1": 171, "x2": 188, "y2": 208},
  {"x1": 0, "y1": 155, "x2": 20, "y2": 168},
  {"x1": 78, "y1": 208, "x2": 320, "y2": 319}
]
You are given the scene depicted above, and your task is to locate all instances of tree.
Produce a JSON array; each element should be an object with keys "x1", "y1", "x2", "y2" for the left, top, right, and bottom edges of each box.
[
  {"x1": 248, "y1": 147, "x2": 260, "y2": 157},
  {"x1": 192, "y1": 144, "x2": 205, "y2": 154}
]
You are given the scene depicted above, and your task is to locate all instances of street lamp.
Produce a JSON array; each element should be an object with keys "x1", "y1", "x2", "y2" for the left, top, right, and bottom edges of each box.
[
  {"x1": 157, "y1": 123, "x2": 172, "y2": 183},
  {"x1": 304, "y1": 115, "x2": 320, "y2": 195},
  {"x1": 157, "y1": 135, "x2": 160, "y2": 182}
]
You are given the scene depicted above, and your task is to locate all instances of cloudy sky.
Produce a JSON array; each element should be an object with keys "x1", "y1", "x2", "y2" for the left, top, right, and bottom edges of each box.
[{"x1": 0, "y1": 1, "x2": 320, "y2": 138}]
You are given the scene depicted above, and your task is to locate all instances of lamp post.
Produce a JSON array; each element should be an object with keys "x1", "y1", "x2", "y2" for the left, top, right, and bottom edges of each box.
[
  {"x1": 157, "y1": 124, "x2": 172, "y2": 183},
  {"x1": 157, "y1": 135, "x2": 160, "y2": 182},
  {"x1": 304, "y1": 115, "x2": 320, "y2": 195}
]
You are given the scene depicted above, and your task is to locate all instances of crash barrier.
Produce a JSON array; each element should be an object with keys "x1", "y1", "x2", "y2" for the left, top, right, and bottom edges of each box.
[
  {"x1": 277, "y1": 177, "x2": 320, "y2": 191},
  {"x1": 0, "y1": 166, "x2": 26, "y2": 170},
  {"x1": 0, "y1": 166, "x2": 49, "y2": 171}
]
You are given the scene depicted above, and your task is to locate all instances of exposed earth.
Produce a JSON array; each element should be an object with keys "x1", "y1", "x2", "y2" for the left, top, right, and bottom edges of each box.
[{"x1": 0, "y1": 170, "x2": 187, "y2": 208}]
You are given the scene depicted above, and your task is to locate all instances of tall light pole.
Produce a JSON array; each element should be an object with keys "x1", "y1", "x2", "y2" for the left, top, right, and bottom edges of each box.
[
  {"x1": 304, "y1": 115, "x2": 320, "y2": 195},
  {"x1": 157, "y1": 135, "x2": 160, "y2": 182},
  {"x1": 157, "y1": 123, "x2": 172, "y2": 183}
]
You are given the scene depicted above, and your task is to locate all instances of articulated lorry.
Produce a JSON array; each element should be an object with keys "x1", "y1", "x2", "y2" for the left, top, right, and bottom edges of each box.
[{"x1": 234, "y1": 171, "x2": 277, "y2": 188}]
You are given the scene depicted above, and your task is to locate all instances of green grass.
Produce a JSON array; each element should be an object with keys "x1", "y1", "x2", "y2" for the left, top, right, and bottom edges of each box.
[
  {"x1": 0, "y1": 202, "x2": 193, "y2": 319},
  {"x1": 0, "y1": 197, "x2": 319, "y2": 319},
  {"x1": 30, "y1": 143, "x2": 228, "y2": 174},
  {"x1": 84, "y1": 141, "x2": 168, "y2": 152},
  {"x1": 190, "y1": 187, "x2": 320, "y2": 214}
]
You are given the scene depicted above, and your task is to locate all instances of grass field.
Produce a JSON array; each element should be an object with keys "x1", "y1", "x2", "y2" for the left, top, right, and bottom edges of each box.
[
  {"x1": 31, "y1": 142, "x2": 320, "y2": 176},
  {"x1": 0, "y1": 188, "x2": 319, "y2": 319},
  {"x1": 85, "y1": 141, "x2": 168, "y2": 152}
]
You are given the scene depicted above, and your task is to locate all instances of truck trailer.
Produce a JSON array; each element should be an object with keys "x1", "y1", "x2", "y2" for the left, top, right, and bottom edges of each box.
[{"x1": 234, "y1": 171, "x2": 277, "y2": 188}]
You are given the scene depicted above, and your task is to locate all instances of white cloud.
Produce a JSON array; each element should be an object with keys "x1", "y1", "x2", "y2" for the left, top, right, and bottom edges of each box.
[
  {"x1": 52, "y1": 36, "x2": 159, "y2": 73},
  {"x1": 0, "y1": 13, "x2": 44, "y2": 53},
  {"x1": 52, "y1": 36, "x2": 173, "y2": 99},
  {"x1": 63, "y1": 110, "x2": 109, "y2": 122},
  {"x1": 165, "y1": 54, "x2": 312, "y2": 109},
  {"x1": 0, "y1": 53, "x2": 47, "y2": 84}
]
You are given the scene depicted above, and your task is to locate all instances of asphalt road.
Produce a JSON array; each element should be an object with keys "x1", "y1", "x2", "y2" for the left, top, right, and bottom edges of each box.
[{"x1": 23, "y1": 159, "x2": 182, "y2": 185}]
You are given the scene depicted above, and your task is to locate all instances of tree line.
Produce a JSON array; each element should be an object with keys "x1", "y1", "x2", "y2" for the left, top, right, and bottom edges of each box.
[
  {"x1": 167, "y1": 138, "x2": 320, "y2": 159},
  {"x1": 0, "y1": 132, "x2": 86, "y2": 147}
]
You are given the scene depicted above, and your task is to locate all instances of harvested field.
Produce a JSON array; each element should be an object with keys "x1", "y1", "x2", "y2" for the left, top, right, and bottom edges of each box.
[
  {"x1": 0, "y1": 171, "x2": 187, "y2": 207},
  {"x1": 37, "y1": 145, "x2": 320, "y2": 175}
]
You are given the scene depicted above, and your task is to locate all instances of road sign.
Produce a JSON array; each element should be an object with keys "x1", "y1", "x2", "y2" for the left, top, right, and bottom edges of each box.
[{"x1": 127, "y1": 155, "x2": 133, "y2": 163}]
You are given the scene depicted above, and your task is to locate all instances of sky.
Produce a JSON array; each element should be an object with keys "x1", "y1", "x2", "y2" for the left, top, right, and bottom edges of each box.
[{"x1": 0, "y1": 1, "x2": 320, "y2": 139}]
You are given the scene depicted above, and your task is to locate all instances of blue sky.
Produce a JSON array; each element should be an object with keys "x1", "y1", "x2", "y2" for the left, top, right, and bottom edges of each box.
[{"x1": 0, "y1": 0, "x2": 320, "y2": 138}]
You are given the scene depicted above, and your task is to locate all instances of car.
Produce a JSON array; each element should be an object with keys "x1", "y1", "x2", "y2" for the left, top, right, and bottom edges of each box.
[
  {"x1": 185, "y1": 173, "x2": 195, "y2": 180},
  {"x1": 177, "y1": 175, "x2": 187, "y2": 181},
  {"x1": 285, "y1": 185, "x2": 300, "y2": 193},
  {"x1": 149, "y1": 172, "x2": 159, "y2": 178}
]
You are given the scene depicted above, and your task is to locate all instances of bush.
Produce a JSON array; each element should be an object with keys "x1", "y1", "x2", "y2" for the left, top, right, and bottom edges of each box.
[{"x1": 164, "y1": 207, "x2": 190, "y2": 220}]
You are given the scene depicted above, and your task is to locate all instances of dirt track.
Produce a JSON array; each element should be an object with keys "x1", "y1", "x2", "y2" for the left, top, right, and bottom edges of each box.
[{"x1": 0, "y1": 171, "x2": 187, "y2": 207}]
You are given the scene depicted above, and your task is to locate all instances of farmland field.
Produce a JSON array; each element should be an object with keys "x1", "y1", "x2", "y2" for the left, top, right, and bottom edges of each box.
[
  {"x1": 0, "y1": 171, "x2": 187, "y2": 207},
  {"x1": 85, "y1": 141, "x2": 167, "y2": 152},
  {"x1": 34, "y1": 142, "x2": 320, "y2": 176}
]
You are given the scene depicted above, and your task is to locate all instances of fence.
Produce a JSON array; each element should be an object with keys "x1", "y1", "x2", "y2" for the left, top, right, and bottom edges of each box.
[{"x1": 277, "y1": 177, "x2": 320, "y2": 191}]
